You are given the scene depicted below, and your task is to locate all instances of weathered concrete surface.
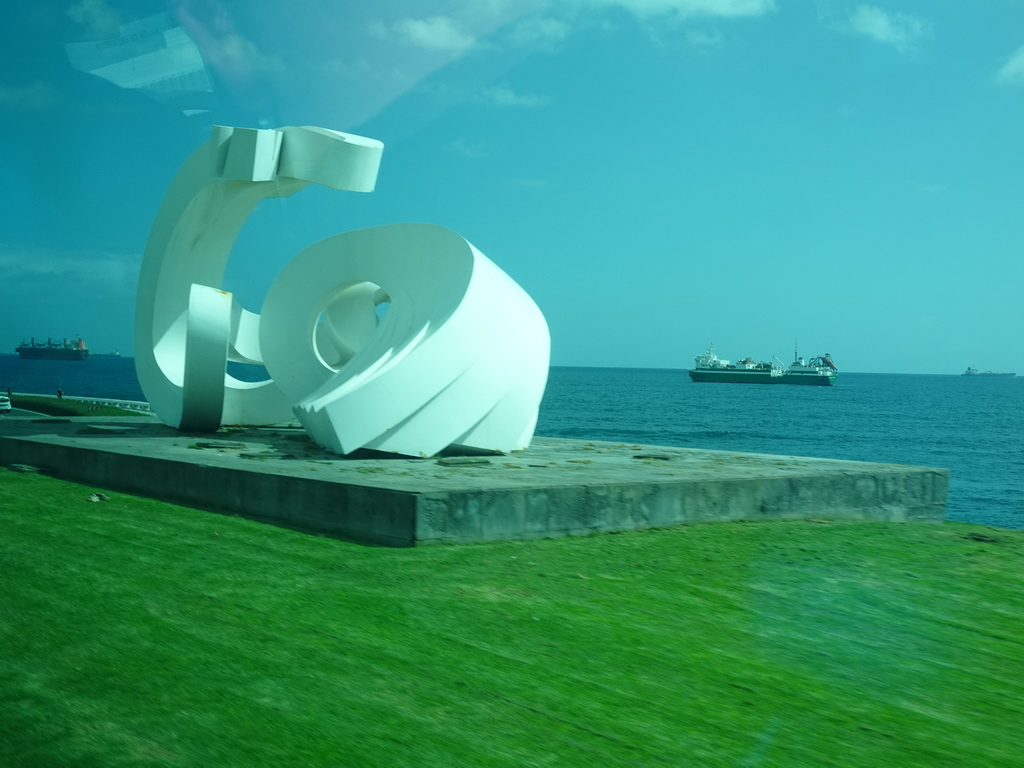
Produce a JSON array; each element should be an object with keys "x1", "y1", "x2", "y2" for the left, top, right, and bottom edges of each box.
[{"x1": 0, "y1": 415, "x2": 948, "y2": 546}]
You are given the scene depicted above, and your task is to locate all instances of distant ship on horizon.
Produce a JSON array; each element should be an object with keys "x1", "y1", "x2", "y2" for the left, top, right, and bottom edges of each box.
[
  {"x1": 15, "y1": 336, "x2": 89, "y2": 361},
  {"x1": 688, "y1": 342, "x2": 838, "y2": 386},
  {"x1": 962, "y1": 366, "x2": 1015, "y2": 377}
]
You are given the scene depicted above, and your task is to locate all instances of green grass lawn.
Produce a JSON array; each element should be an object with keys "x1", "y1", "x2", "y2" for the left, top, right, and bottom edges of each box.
[
  {"x1": 8, "y1": 395, "x2": 147, "y2": 418},
  {"x1": 2, "y1": 469, "x2": 1023, "y2": 767}
]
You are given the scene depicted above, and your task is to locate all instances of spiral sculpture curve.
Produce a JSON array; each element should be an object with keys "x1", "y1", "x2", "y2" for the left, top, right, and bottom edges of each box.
[{"x1": 135, "y1": 125, "x2": 550, "y2": 456}]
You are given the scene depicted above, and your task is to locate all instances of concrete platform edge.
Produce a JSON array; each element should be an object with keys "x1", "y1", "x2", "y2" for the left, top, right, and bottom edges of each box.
[
  {"x1": 0, "y1": 436, "x2": 418, "y2": 547},
  {"x1": 0, "y1": 426, "x2": 949, "y2": 547},
  {"x1": 415, "y1": 470, "x2": 949, "y2": 544}
]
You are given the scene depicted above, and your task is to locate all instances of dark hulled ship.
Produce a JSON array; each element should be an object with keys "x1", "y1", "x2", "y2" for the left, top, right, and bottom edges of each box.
[{"x1": 15, "y1": 336, "x2": 89, "y2": 361}]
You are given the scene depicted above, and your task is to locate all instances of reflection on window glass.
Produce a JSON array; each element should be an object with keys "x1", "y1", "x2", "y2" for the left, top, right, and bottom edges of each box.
[{"x1": 1, "y1": 0, "x2": 1022, "y2": 374}]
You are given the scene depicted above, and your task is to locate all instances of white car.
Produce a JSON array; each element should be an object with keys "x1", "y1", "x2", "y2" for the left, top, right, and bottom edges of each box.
[{"x1": 0, "y1": 395, "x2": 10, "y2": 413}]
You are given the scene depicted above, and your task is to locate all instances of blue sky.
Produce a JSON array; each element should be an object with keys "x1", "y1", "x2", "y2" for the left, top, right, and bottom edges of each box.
[{"x1": 2, "y1": 0, "x2": 1022, "y2": 373}]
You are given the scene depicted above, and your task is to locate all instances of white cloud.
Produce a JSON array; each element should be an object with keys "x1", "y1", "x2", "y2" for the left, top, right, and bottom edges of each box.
[
  {"x1": 369, "y1": 1, "x2": 772, "y2": 67},
  {"x1": 507, "y1": 16, "x2": 572, "y2": 47},
  {"x1": 579, "y1": 0, "x2": 775, "y2": 19},
  {"x1": 450, "y1": 137, "x2": 489, "y2": 157},
  {"x1": 208, "y1": 33, "x2": 283, "y2": 75},
  {"x1": 66, "y1": 0, "x2": 120, "y2": 39},
  {"x1": 391, "y1": 16, "x2": 477, "y2": 52},
  {"x1": 481, "y1": 84, "x2": 550, "y2": 107},
  {"x1": 848, "y1": 4, "x2": 929, "y2": 52},
  {"x1": 996, "y1": 44, "x2": 1024, "y2": 86},
  {"x1": 686, "y1": 28, "x2": 724, "y2": 48}
]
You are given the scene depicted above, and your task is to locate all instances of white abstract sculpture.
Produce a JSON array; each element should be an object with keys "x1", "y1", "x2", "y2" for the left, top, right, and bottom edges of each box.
[{"x1": 135, "y1": 125, "x2": 550, "y2": 456}]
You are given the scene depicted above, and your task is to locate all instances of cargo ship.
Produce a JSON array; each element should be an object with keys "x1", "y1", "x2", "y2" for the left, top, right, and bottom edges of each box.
[
  {"x1": 962, "y1": 367, "x2": 1015, "y2": 377},
  {"x1": 15, "y1": 336, "x2": 90, "y2": 361},
  {"x1": 688, "y1": 343, "x2": 837, "y2": 386}
]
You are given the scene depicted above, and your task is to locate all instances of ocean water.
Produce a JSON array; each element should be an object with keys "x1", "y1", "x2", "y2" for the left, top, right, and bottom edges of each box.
[
  {"x1": 537, "y1": 367, "x2": 1024, "y2": 530},
  {"x1": 2, "y1": 355, "x2": 1021, "y2": 530}
]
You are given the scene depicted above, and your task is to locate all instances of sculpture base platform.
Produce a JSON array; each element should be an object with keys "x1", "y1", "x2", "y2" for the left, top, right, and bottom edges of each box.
[{"x1": 0, "y1": 416, "x2": 948, "y2": 547}]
